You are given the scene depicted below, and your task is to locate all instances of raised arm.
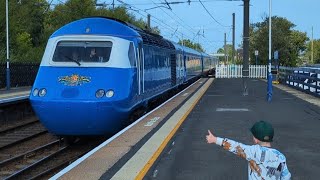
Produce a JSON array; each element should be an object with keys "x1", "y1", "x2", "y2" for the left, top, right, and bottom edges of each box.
[{"x1": 206, "y1": 130, "x2": 254, "y2": 161}]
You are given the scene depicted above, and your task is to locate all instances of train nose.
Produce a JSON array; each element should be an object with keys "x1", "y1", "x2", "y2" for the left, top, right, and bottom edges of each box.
[
  {"x1": 31, "y1": 100, "x2": 126, "y2": 135},
  {"x1": 60, "y1": 88, "x2": 80, "y2": 98}
]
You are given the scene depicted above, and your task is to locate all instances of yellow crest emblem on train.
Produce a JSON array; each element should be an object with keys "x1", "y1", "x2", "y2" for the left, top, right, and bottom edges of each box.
[{"x1": 58, "y1": 74, "x2": 91, "y2": 86}]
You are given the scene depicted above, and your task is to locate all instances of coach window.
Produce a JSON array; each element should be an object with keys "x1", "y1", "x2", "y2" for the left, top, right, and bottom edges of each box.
[{"x1": 128, "y1": 42, "x2": 136, "y2": 67}]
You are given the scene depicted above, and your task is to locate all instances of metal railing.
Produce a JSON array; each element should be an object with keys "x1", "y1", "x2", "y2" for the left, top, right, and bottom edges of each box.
[
  {"x1": 0, "y1": 63, "x2": 39, "y2": 89},
  {"x1": 278, "y1": 66, "x2": 320, "y2": 97}
]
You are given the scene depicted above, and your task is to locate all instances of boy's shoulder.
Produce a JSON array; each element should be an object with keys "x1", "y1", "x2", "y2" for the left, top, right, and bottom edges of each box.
[
  {"x1": 263, "y1": 147, "x2": 287, "y2": 166},
  {"x1": 249, "y1": 145, "x2": 287, "y2": 162}
]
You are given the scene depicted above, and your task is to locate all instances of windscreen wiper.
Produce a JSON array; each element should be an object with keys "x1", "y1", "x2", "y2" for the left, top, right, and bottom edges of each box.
[
  {"x1": 64, "y1": 55, "x2": 81, "y2": 66},
  {"x1": 59, "y1": 53, "x2": 81, "y2": 66}
]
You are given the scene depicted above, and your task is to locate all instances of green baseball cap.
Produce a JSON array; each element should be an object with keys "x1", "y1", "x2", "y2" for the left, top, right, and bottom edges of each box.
[{"x1": 250, "y1": 121, "x2": 274, "y2": 142}]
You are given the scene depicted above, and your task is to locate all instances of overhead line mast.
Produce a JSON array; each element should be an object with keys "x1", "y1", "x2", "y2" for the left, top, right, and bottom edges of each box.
[
  {"x1": 242, "y1": 0, "x2": 249, "y2": 96},
  {"x1": 232, "y1": 13, "x2": 235, "y2": 64}
]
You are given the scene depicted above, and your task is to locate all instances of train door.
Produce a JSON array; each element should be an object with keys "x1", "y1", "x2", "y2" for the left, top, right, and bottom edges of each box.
[
  {"x1": 178, "y1": 53, "x2": 184, "y2": 84},
  {"x1": 183, "y1": 52, "x2": 187, "y2": 82},
  {"x1": 176, "y1": 53, "x2": 181, "y2": 84},
  {"x1": 201, "y1": 54, "x2": 204, "y2": 74},
  {"x1": 170, "y1": 52, "x2": 177, "y2": 86},
  {"x1": 137, "y1": 42, "x2": 144, "y2": 95}
]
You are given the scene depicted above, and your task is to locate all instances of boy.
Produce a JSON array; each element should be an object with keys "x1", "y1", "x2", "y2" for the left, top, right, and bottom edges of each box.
[{"x1": 206, "y1": 120, "x2": 291, "y2": 180}]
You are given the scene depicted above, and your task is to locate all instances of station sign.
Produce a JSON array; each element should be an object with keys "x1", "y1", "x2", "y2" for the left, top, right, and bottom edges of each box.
[{"x1": 274, "y1": 51, "x2": 279, "y2": 60}]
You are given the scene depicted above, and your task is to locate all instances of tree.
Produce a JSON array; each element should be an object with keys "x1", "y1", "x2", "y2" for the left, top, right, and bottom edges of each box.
[
  {"x1": 47, "y1": 0, "x2": 97, "y2": 31},
  {"x1": 0, "y1": 0, "x2": 48, "y2": 62},
  {"x1": 47, "y1": 1, "x2": 160, "y2": 35},
  {"x1": 304, "y1": 39, "x2": 320, "y2": 64},
  {"x1": 216, "y1": 44, "x2": 235, "y2": 64},
  {"x1": 178, "y1": 39, "x2": 205, "y2": 52},
  {"x1": 95, "y1": 7, "x2": 160, "y2": 34},
  {"x1": 250, "y1": 16, "x2": 308, "y2": 67},
  {"x1": 0, "y1": 0, "x2": 161, "y2": 62}
]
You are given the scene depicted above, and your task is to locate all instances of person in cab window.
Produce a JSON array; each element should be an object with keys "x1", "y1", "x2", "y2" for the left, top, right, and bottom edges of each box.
[
  {"x1": 89, "y1": 48, "x2": 98, "y2": 61},
  {"x1": 72, "y1": 51, "x2": 79, "y2": 61}
]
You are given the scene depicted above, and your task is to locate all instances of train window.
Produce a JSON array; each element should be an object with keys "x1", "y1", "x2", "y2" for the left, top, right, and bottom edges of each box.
[
  {"x1": 52, "y1": 41, "x2": 112, "y2": 64},
  {"x1": 128, "y1": 42, "x2": 136, "y2": 67}
]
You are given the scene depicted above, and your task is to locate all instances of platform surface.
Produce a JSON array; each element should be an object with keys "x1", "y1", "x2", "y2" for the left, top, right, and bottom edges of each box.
[
  {"x1": 142, "y1": 79, "x2": 320, "y2": 180},
  {"x1": 52, "y1": 79, "x2": 212, "y2": 180},
  {"x1": 0, "y1": 87, "x2": 30, "y2": 105}
]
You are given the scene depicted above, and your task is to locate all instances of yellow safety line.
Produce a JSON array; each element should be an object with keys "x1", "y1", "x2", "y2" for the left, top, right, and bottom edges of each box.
[{"x1": 135, "y1": 79, "x2": 213, "y2": 180}]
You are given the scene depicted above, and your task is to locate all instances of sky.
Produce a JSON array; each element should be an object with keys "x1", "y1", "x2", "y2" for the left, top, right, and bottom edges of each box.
[{"x1": 56, "y1": 0, "x2": 320, "y2": 53}]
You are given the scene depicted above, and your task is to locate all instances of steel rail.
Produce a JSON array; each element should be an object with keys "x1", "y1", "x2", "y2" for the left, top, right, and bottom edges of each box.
[
  {"x1": 0, "y1": 119, "x2": 39, "y2": 135},
  {"x1": 4, "y1": 146, "x2": 69, "y2": 180},
  {"x1": 0, "y1": 130, "x2": 48, "y2": 150},
  {"x1": 28, "y1": 153, "x2": 87, "y2": 180},
  {"x1": 0, "y1": 140, "x2": 62, "y2": 168}
]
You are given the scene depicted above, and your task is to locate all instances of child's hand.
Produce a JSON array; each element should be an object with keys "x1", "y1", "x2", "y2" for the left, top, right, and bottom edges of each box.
[{"x1": 206, "y1": 130, "x2": 217, "y2": 144}]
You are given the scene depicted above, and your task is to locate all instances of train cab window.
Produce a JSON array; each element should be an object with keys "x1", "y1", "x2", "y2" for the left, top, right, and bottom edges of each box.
[
  {"x1": 52, "y1": 41, "x2": 112, "y2": 64},
  {"x1": 128, "y1": 42, "x2": 136, "y2": 67}
]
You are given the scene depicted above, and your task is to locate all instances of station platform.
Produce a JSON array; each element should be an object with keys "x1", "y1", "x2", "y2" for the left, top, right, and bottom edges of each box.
[
  {"x1": 52, "y1": 79, "x2": 320, "y2": 180},
  {"x1": 0, "y1": 87, "x2": 30, "y2": 105}
]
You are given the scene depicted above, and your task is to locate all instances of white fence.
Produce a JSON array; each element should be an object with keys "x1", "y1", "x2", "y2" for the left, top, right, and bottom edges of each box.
[{"x1": 215, "y1": 65, "x2": 267, "y2": 78}]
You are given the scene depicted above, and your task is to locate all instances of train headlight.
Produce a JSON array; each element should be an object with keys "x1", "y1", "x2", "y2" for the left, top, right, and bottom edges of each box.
[
  {"x1": 32, "y1": 88, "x2": 39, "y2": 96},
  {"x1": 95, "y1": 89, "x2": 105, "y2": 98},
  {"x1": 106, "y1": 90, "x2": 114, "y2": 98},
  {"x1": 38, "y1": 88, "x2": 47, "y2": 97}
]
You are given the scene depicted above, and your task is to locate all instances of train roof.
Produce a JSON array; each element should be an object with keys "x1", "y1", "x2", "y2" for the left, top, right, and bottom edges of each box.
[
  {"x1": 50, "y1": 17, "x2": 140, "y2": 39},
  {"x1": 171, "y1": 42, "x2": 202, "y2": 56},
  {"x1": 102, "y1": 17, "x2": 175, "y2": 49},
  {"x1": 50, "y1": 16, "x2": 211, "y2": 52},
  {"x1": 171, "y1": 42, "x2": 215, "y2": 58},
  {"x1": 50, "y1": 16, "x2": 174, "y2": 49},
  {"x1": 138, "y1": 31, "x2": 175, "y2": 50}
]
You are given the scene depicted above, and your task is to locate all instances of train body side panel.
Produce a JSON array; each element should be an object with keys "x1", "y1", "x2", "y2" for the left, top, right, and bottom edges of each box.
[
  {"x1": 143, "y1": 45, "x2": 173, "y2": 100},
  {"x1": 185, "y1": 53, "x2": 202, "y2": 81}
]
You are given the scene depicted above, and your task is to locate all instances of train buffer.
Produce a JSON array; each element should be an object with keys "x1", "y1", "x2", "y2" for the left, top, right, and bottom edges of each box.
[{"x1": 51, "y1": 79, "x2": 320, "y2": 180}]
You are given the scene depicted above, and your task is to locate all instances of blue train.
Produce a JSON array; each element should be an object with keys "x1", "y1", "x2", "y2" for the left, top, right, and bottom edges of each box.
[{"x1": 29, "y1": 17, "x2": 218, "y2": 136}]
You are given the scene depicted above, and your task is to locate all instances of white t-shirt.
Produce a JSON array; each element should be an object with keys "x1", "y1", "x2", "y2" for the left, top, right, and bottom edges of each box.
[{"x1": 216, "y1": 137, "x2": 291, "y2": 180}]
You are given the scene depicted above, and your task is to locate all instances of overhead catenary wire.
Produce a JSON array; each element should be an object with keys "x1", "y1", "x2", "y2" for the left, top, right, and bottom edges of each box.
[
  {"x1": 94, "y1": 0, "x2": 241, "y2": 6},
  {"x1": 116, "y1": 0, "x2": 195, "y2": 41},
  {"x1": 155, "y1": 0, "x2": 198, "y2": 34},
  {"x1": 144, "y1": 0, "x2": 231, "y2": 51},
  {"x1": 116, "y1": 0, "x2": 207, "y2": 42},
  {"x1": 198, "y1": 0, "x2": 230, "y2": 28},
  {"x1": 150, "y1": 0, "x2": 198, "y2": 39},
  {"x1": 152, "y1": 0, "x2": 222, "y2": 51},
  {"x1": 53, "y1": 0, "x2": 223, "y2": 52},
  {"x1": 119, "y1": 1, "x2": 190, "y2": 39}
]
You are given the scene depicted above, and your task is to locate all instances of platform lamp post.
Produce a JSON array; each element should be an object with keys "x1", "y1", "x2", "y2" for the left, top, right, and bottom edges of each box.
[
  {"x1": 267, "y1": 0, "x2": 273, "y2": 102},
  {"x1": 6, "y1": 0, "x2": 11, "y2": 90}
]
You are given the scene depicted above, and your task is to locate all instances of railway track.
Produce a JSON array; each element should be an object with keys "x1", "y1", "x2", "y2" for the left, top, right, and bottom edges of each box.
[
  {"x1": 0, "y1": 118, "x2": 104, "y2": 180},
  {"x1": 0, "y1": 140, "x2": 64, "y2": 179},
  {"x1": 0, "y1": 138, "x2": 104, "y2": 180},
  {"x1": 0, "y1": 78, "x2": 200, "y2": 179},
  {"x1": 0, "y1": 121, "x2": 48, "y2": 150},
  {"x1": 0, "y1": 100, "x2": 106, "y2": 179}
]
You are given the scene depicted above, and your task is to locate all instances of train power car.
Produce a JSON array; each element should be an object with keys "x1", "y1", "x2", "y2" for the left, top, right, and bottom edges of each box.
[{"x1": 29, "y1": 17, "x2": 217, "y2": 136}]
